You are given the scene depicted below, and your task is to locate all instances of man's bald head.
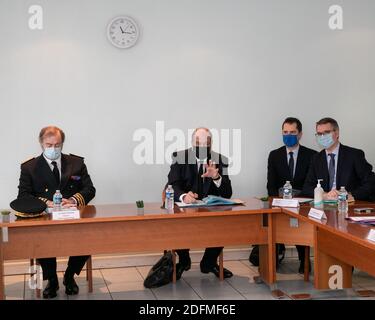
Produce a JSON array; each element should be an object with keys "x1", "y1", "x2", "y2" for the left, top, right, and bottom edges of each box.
[{"x1": 192, "y1": 127, "x2": 212, "y2": 147}]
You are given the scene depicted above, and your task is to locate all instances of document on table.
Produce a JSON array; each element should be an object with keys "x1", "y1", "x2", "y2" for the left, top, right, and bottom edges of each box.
[
  {"x1": 176, "y1": 195, "x2": 244, "y2": 208},
  {"x1": 347, "y1": 216, "x2": 375, "y2": 223}
]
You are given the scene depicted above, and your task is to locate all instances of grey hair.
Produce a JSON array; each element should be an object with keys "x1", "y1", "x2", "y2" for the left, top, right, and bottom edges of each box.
[{"x1": 191, "y1": 127, "x2": 212, "y2": 142}]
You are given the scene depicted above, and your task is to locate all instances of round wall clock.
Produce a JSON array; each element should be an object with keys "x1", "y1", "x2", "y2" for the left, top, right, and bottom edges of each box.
[{"x1": 107, "y1": 16, "x2": 140, "y2": 49}]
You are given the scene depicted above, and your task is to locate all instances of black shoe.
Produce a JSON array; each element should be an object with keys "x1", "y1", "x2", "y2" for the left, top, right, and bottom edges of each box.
[
  {"x1": 63, "y1": 275, "x2": 79, "y2": 295},
  {"x1": 43, "y1": 277, "x2": 59, "y2": 299},
  {"x1": 176, "y1": 261, "x2": 191, "y2": 280},
  {"x1": 278, "y1": 250, "x2": 285, "y2": 264},
  {"x1": 200, "y1": 265, "x2": 233, "y2": 278},
  {"x1": 299, "y1": 260, "x2": 312, "y2": 274}
]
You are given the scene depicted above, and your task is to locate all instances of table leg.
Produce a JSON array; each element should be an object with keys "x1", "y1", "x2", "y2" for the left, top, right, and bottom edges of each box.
[
  {"x1": 0, "y1": 230, "x2": 4, "y2": 300},
  {"x1": 258, "y1": 214, "x2": 276, "y2": 286},
  {"x1": 304, "y1": 246, "x2": 310, "y2": 282},
  {"x1": 87, "y1": 256, "x2": 93, "y2": 293},
  {"x1": 172, "y1": 250, "x2": 177, "y2": 284}
]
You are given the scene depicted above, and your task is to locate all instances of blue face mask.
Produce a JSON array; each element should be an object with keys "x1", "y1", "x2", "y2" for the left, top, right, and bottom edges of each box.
[
  {"x1": 316, "y1": 133, "x2": 334, "y2": 149},
  {"x1": 43, "y1": 147, "x2": 62, "y2": 160},
  {"x1": 283, "y1": 134, "x2": 298, "y2": 148}
]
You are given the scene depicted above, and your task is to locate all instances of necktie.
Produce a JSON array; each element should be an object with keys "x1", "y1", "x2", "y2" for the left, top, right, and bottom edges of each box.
[
  {"x1": 197, "y1": 162, "x2": 204, "y2": 199},
  {"x1": 328, "y1": 153, "x2": 336, "y2": 190},
  {"x1": 51, "y1": 161, "x2": 60, "y2": 185},
  {"x1": 288, "y1": 151, "x2": 294, "y2": 180}
]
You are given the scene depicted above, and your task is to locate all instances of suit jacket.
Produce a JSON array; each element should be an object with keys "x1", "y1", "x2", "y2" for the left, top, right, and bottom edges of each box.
[
  {"x1": 301, "y1": 144, "x2": 375, "y2": 200},
  {"x1": 167, "y1": 148, "x2": 232, "y2": 201},
  {"x1": 267, "y1": 145, "x2": 317, "y2": 196},
  {"x1": 17, "y1": 153, "x2": 96, "y2": 206}
]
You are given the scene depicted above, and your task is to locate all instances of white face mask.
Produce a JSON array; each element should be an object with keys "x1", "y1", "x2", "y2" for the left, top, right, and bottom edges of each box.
[
  {"x1": 316, "y1": 133, "x2": 335, "y2": 149},
  {"x1": 43, "y1": 147, "x2": 62, "y2": 160}
]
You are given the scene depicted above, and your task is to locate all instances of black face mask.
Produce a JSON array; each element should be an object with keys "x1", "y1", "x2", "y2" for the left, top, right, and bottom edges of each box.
[{"x1": 195, "y1": 146, "x2": 211, "y2": 160}]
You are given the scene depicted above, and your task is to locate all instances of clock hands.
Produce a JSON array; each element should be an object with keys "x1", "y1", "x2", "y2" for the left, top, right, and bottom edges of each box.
[{"x1": 119, "y1": 24, "x2": 135, "y2": 35}]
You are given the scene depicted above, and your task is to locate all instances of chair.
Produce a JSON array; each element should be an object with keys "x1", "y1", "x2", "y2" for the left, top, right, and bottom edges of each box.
[{"x1": 30, "y1": 256, "x2": 93, "y2": 298}]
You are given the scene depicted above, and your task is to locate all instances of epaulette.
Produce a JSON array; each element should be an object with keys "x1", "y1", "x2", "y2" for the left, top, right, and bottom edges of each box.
[
  {"x1": 69, "y1": 153, "x2": 84, "y2": 159},
  {"x1": 21, "y1": 157, "x2": 35, "y2": 165}
]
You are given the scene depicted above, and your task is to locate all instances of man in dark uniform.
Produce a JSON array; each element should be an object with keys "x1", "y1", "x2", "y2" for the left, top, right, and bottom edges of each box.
[
  {"x1": 167, "y1": 127, "x2": 233, "y2": 280},
  {"x1": 266, "y1": 117, "x2": 317, "y2": 273},
  {"x1": 17, "y1": 126, "x2": 96, "y2": 298}
]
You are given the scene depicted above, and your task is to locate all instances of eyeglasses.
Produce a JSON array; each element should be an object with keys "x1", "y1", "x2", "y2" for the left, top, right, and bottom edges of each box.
[{"x1": 315, "y1": 130, "x2": 335, "y2": 137}]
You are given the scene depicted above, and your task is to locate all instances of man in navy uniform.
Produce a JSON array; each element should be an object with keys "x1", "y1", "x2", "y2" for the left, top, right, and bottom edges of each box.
[{"x1": 17, "y1": 126, "x2": 96, "y2": 298}]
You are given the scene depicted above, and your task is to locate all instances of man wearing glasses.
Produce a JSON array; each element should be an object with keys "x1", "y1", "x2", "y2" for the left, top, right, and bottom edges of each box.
[{"x1": 302, "y1": 118, "x2": 375, "y2": 201}]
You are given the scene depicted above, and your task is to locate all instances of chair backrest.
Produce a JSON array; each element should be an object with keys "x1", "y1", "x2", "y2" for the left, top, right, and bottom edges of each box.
[
  {"x1": 161, "y1": 183, "x2": 168, "y2": 206},
  {"x1": 162, "y1": 189, "x2": 166, "y2": 203}
]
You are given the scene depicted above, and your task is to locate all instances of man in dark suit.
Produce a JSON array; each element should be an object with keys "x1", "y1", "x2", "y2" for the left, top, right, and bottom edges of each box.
[
  {"x1": 17, "y1": 126, "x2": 96, "y2": 299},
  {"x1": 167, "y1": 127, "x2": 233, "y2": 279},
  {"x1": 266, "y1": 117, "x2": 317, "y2": 273},
  {"x1": 267, "y1": 117, "x2": 316, "y2": 273},
  {"x1": 267, "y1": 118, "x2": 317, "y2": 196},
  {"x1": 302, "y1": 117, "x2": 375, "y2": 201}
]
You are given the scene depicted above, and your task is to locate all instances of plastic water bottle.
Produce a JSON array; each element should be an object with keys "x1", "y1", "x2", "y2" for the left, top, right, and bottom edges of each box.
[
  {"x1": 283, "y1": 181, "x2": 293, "y2": 199},
  {"x1": 53, "y1": 190, "x2": 63, "y2": 210},
  {"x1": 338, "y1": 186, "x2": 348, "y2": 214},
  {"x1": 165, "y1": 185, "x2": 174, "y2": 211}
]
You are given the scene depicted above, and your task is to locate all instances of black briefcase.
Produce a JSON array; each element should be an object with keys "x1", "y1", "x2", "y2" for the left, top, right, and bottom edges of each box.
[{"x1": 143, "y1": 251, "x2": 174, "y2": 288}]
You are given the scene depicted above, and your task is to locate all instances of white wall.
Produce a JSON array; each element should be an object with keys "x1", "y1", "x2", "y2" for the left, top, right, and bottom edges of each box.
[{"x1": 1, "y1": 0, "x2": 375, "y2": 208}]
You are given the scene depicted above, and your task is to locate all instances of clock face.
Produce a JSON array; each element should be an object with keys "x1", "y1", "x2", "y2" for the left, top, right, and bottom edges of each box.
[{"x1": 107, "y1": 16, "x2": 139, "y2": 49}]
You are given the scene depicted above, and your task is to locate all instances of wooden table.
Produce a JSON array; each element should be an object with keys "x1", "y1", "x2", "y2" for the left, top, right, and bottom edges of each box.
[
  {"x1": 0, "y1": 198, "x2": 278, "y2": 300},
  {"x1": 281, "y1": 202, "x2": 375, "y2": 290},
  {"x1": 1, "y1": 198, "x2": 375, "y2": 300}
]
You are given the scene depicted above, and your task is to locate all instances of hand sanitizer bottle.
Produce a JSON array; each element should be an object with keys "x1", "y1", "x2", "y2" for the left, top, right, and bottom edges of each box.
[{"x1": 314, "y1": 179, "x2": 324, "y2": 207}]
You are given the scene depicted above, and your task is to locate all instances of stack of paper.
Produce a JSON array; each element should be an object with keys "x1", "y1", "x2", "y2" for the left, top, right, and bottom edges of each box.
[
  {"x1": 176, "y1": 195, "x2": 244, "y2": 208},
  {"x1": 347, "y1": 216, "x2": 375, "y2": 226}
]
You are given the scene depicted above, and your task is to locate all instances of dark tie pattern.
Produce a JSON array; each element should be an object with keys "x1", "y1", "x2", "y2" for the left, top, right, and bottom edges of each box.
[
  {"x1": 288, "y1": 151, "x2": 294, "y2": 180},
  {"x1": 328, "y1": 153, "x2": 336, "y2": 190},
  {"x1": 51, "y1": 161, "x2": 60, "y2": 185},
  {"x1": 197, "y1": 162, "x2": 204, "y2": 200}
]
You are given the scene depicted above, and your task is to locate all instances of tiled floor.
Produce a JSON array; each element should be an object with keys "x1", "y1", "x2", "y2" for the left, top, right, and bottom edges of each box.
[{"x1": 4, "y1": 258, "x2": 375, "y2": 300}]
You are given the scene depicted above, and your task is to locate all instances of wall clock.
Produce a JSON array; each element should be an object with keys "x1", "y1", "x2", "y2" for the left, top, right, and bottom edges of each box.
[{"x1": 107, "y1": 16, "x2": 140, "y2": 49}]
